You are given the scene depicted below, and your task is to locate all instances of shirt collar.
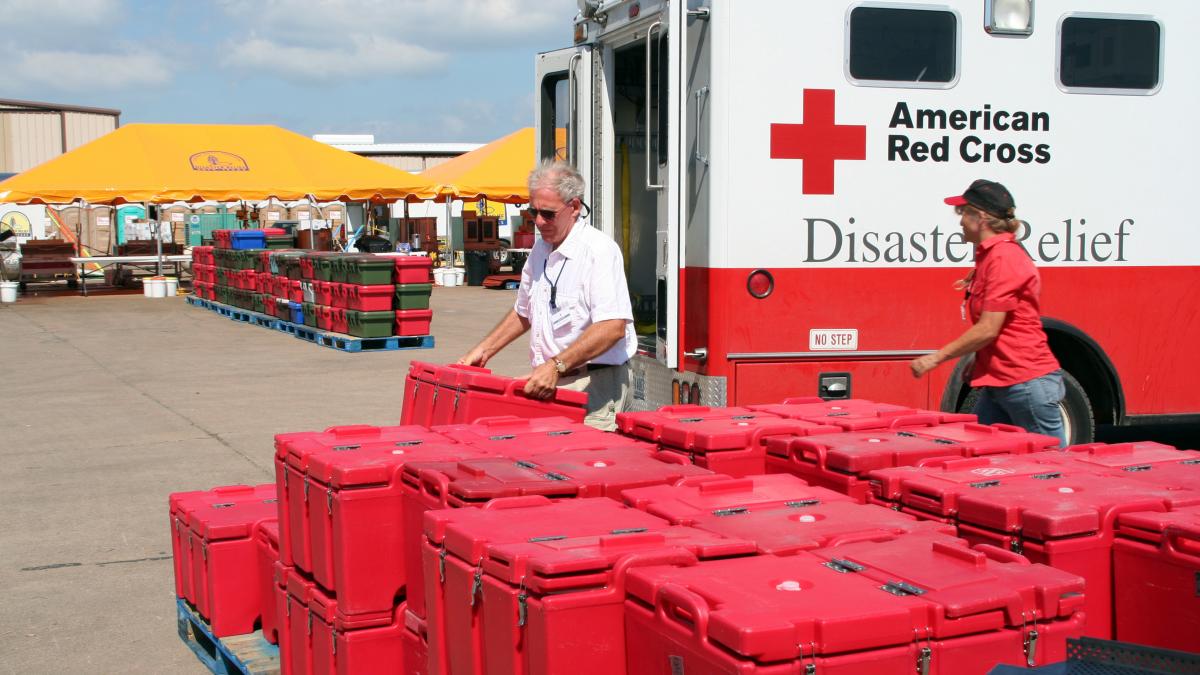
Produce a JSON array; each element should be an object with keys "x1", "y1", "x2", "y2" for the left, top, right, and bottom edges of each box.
[
  {"x1": 976, "y1": 231, "x2": 1015, "y2": 255},
  {"x1": 551, "y1": 217, "x2": 588, "y2": 260}
]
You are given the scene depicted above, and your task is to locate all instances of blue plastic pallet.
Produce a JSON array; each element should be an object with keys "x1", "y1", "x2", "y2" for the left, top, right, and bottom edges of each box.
[
  {"x1": 187, "y1": 294, "x2": 435, "y2": 353},
  {"x1": 176, "y1": 599, "x2": 278, "y2": 675},
  {"x1": 290, "y1": 322, "x2": 436, "y2": 353}
]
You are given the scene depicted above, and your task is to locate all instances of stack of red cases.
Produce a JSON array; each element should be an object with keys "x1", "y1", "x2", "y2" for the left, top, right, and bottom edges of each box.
[
  {"x1": 424, "y1": 497, "x2": 756, "y2": 675},
  {"x1": 1113, "y1": 504, "x2": 1200, "y2": 651},
  {"x1": 170, "y1": 484, "x2": 277, "y2": 636},
  {"x1": 748, "y1": 395, "x2": 975, "y2": 431},
  {"x1": 254, "y1": 520, "x2": 283, "y2": 645},
  {"x1": 624, "y1": 535, "x2": 1086, "y2": 674},
  {"x1": 655, "y1": 412, "x2": 841, "y2": 477},
  {"x1": 308, "y1": 586, "x2": 409, "y2": 675},
  {"x1": 764, "y1": 421, "x2": 1058, "y2": 502},
  {"x1": 273, "y1": 562, "x2": 293, "y2": 673},
  {"x1": 433, "y1": 415, "x2": 649, "y2": 456},
  {"x1": 1058, "y1": 441, "x2": 1200, "y2": 487},
  {"x1": 400, "y1": 458, "x2": 583, "y2": 621},
  {"x1": 868, "y1": 453, "x2": 1087, "y2": 519},
  {"x1": 400, "y1": 450, "x2": 713, "y2": 624},
  {"x1": 950, "y1": 463, "x2": 1200, "y2": 638},
  {"x1": 616, "y1": 404, "x2": 765, "y2": 442},
  {"x1": 624, "y1": 474, "x2": 954, "y2": 555},
  {"x1": 301, "y1": 431, "x2": 489, "y2": 616}
]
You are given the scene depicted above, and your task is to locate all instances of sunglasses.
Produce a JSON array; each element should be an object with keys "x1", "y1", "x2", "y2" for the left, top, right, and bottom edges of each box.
[{"x1": 528, "y1": 203, "x2": 573, "y2": 222}]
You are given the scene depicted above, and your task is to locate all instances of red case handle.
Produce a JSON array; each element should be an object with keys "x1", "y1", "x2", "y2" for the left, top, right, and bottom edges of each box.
[
  {"x1": 479, "y1": 495, "x2": 552, "y2": 511},
  {"x1": 971, "y1": 543, "x2": 1031, "y2": 566},
  {"x1": 612, "y1": 548, "x2": 699, "y2": 592},
  {"x1": 323, "y1": 424, "x2": 380, "y2": 437},
  {"x1": 650, "y1": 451, "x2": 692, "y2": 466},
  {"x1": 417, "y1": 468, "x2": 451, "y2": 503},
  {"x1": 789, "y1": 438, "x2": 826, "y2": 468},
  {"x1": 658, "y1": 404, "x2": 712, "y2": 415},
  {"x1": 211, "y1": 484, "x2": 254, "y2": 495},
  {"x1": 914, "y1": 454, "x2": 968, "y2": 468},
  {"x1": 656, "y1": 583, "x2": 711, "y2": 640},
  {"x1": 823, "y1": 529, "x2": 904, "y2": 548},
  {"x1": 780, "y1": 396, "x2": 824, "y2": 405},
  {"x1": 885, "y1": 413, "x2": 942, "y2": 430}
]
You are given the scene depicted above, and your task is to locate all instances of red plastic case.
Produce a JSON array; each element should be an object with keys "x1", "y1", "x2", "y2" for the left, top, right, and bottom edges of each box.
[
  {"x1": 173, "y1": 484, "x2": 277, "y2": 637},
  {"x1": 307, "y1": 584, "x2": 405, "y2": 675},
  {"x1": 302, "y1": 431, "x2": 487, "y2": 616},
  {"x1": 1113, "y1": 505, "x2": 1200, "y2": 652},
  {"x1": 395, "y1": 309, "x2": 433, "y2": 337},
  {"x1": 765, "y1": 422, "x2": 1054, "y2": 502},
  {"x1": 656, "y1": 413, "x2": 840, "y2": 477},
  {"x1": 616, "y1": 405, "x2": 765, "y2": 442},
  {"x1": 625, "y1": 536, "x2": 1085, "y2": 675},
  {"x1": 952, "y1": 468, "x2": 1200, "y2": 638},
  {"x1": 425, "y1": 497, "x2": 755, "y2": 675},
  {"x1": 395, "y1": 256, "x2": 434, "y2": 284},
  {"x1": 344, "y1": 283, "x2": 395, "y2": 311},
  {"x1": 401, "y1": 362, "x2": 588, "y2": 427},
  {"x1": 748, "y1": 395, "x2": 975, "y2": 431}
]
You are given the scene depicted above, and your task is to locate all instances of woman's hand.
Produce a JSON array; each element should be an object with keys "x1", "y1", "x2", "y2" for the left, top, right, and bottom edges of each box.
[{"x1": 910, "y1": 354, "x2": 941, "y2": 378}]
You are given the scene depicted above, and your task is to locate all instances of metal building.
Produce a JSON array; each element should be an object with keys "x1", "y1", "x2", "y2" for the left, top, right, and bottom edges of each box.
[
  {"x1": 0, "y1": 98, "x2": 120, "y2": 174},
  {"x1": 313, "y1": 134, "x2": 481, "y2": 173}
]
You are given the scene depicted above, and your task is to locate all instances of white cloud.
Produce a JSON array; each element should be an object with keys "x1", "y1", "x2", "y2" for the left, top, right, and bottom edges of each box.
[
  {"x1": 0, "y1": 48, "x2": 173, "y2": 92},
  {"x1": 221, "y1": 34, "x2": 447, "y2": 83}
]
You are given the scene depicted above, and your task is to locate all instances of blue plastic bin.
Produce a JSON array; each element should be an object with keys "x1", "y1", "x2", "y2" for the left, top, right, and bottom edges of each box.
[
  {"x1": 231, "y1": 230, "x2": 268, "y2": 250},
  {"x1": 289, "y1": 301, "x2": 304, "y2": 325}
]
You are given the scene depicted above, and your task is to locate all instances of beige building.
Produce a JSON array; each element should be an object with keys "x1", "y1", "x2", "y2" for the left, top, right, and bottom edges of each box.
[
  {"x1": 312, "y1": 134, "x2": 480, "y2": 173},
  {"x1": 0, "y1": 98, "x2": 120, "y2": 174}
]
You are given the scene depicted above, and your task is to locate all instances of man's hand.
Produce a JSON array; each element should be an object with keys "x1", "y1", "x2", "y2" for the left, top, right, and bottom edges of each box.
[
  {"x1": 910, "y1": 353, "x2": 941, "y2": 378},
  {"x1": 522, "y1": 360, "x2": 560, "y2": 399},
  {"x1": 458, "y1": 344, "x2": 490, "y2": 367}
]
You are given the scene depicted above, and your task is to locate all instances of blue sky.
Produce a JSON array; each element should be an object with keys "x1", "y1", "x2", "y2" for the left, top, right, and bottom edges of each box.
[{"x1": 1, "y1": 0, "x2": 575, "y2": 143}]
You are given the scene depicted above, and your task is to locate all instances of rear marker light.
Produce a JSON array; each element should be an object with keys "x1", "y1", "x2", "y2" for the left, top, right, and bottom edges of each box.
[{"x1": 747, "y1": 269, "x2": 774, "y2": 299}]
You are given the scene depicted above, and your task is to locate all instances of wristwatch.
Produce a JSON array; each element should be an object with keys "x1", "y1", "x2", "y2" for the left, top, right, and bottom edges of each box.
[{"x1": 552, "y1": 357, "x2": 568, "y2": 375}]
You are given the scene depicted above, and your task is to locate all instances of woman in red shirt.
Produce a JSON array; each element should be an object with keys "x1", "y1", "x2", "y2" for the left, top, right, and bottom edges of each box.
[{"x1": 911, "y1": 179, "x2": 1067, "y2": 446}]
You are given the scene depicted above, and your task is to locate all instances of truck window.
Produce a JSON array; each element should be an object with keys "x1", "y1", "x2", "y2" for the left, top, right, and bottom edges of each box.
[
  {"x1": 847, "y1": 6, "x2": 957, "y2": 86},
  {"x1": 1059, "y1": 16, "x2": 1161, "y2": 92},
  {"x1": 539, "y1": 73, "x2": 569, "y2": 162}
]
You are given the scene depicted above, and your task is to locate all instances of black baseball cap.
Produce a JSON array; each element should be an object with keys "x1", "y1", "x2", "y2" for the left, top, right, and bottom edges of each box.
[{"x1": 945, "y1": 179, "x2": 1015, "y2": 219}]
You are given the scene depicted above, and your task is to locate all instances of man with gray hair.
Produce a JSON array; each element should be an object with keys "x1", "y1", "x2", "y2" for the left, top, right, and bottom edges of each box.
[{"x1": 458, "y1": 160, "x2": 637, "y2": 430}]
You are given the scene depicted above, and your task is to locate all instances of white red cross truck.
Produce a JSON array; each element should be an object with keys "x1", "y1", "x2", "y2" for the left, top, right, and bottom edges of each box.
[{"x1": 535, "y1": 0, "x2": 1198, "y2": 443}]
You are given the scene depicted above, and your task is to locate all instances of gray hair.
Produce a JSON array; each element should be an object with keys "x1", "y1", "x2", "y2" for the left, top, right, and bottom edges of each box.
[
  {"x1": 978, "y1": 210, "x2": 1023, "y2": 235},
  {"x1": 528, "y1": 160, "x2": 585, "y2": 203}
]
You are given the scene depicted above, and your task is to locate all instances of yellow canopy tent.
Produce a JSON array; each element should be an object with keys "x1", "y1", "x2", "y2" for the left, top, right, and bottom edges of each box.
[
  {"x1": 0, "y1": 123, "x2": 436, "y2": 205},
  {"x1": 420, "y1": 127, "x2": 565, "y2": 204}
]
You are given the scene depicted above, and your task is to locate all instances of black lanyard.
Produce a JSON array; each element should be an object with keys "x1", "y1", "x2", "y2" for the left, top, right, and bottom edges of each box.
[{"x1": 543, "y1": 257, "x2": 566, "y2": 310}]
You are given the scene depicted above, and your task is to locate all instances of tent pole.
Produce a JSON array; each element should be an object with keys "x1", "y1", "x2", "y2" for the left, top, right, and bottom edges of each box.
[
  {"x1": 148, "y1": 200, "x2": 163, "y2": 276},
  {"x1": 444, "y1": 196, "x2": 453, "y2": 267}
]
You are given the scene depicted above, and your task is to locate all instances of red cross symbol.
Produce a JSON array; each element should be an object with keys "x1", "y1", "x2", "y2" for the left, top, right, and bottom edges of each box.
[{"x1": 770, "y1": 89, "x2": 866, "y2": 195}]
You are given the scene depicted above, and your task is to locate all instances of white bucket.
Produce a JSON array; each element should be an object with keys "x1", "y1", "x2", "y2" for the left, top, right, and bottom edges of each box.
[
  {"x1": 433, "y1": 267, "x2": 461, "y2": 287},
  {"x1": 451, "y1": 268, "x2": 465, "y2": 286},
  {"x1": 0, "y1": 280, "x2": 18, "y2": 303},
  {"x1": 144, "y1": 277, "x2": 167, "y2": 298},
  {"x1": 163, "y1": 277, "x2": 179, "y2": 296}
]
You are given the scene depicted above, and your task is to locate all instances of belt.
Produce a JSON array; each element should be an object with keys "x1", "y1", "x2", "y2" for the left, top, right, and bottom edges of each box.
[{"x1": 563, "y1": 362, "x2": 616, "y2": 377}]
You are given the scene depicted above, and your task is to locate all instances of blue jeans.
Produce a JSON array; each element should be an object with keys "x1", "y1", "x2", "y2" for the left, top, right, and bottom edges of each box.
[{"x1": 974, "y1": 370, "x2": 1068, "y2": 447}]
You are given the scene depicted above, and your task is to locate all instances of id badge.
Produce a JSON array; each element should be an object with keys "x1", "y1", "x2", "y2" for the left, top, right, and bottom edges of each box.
[{"x1": 551, "y1": 307, "x2": 573, "y2": 330}]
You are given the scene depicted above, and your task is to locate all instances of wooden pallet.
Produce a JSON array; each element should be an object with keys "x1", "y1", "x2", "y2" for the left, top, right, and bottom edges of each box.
[{"x1": 176, "y1": 599, "x2": 279, "y2": 675}]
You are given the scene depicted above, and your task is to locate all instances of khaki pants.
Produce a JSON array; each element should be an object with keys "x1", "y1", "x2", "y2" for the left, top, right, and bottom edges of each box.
[{"x1": 557, "y1": 361, "x2": 632, "y2": 431}]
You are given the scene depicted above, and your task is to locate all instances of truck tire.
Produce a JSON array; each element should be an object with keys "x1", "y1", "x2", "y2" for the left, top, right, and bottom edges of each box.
[{"x1": 955, "y1": 369, "x2": 1094, "y2": 445}]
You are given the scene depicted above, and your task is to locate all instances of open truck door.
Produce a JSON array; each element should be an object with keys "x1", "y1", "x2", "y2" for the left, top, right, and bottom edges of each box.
[{"x1": 534, "y1": 47, "x2": 594, "y2": 205}]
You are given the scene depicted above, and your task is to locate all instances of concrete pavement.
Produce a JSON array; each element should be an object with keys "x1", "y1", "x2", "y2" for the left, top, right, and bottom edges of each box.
[{"x1": 0, "y1": 285, "x2": 527, "y2": 674}]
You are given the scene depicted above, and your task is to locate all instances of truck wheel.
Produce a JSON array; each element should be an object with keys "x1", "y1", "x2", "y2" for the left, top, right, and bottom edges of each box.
[
  {"x1": 1058, "y1": 370, "x2": 1094, "y2": 445},
  {"x1": 955, "y1": 370, "x2": 1094, "y2": 445}
]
